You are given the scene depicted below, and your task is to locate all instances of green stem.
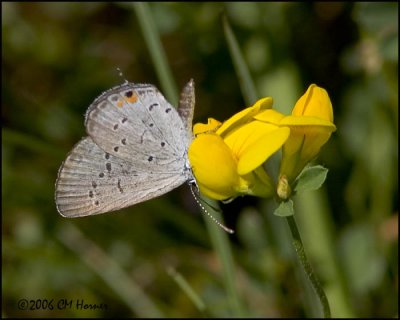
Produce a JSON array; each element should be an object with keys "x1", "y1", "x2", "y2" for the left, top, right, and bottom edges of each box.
[
  {"x1": 286, "y1": 215, "x2": 331, "y2": 318},
  {"x1": 201, "y1": 196, "x2": 246, "y2": 317}
]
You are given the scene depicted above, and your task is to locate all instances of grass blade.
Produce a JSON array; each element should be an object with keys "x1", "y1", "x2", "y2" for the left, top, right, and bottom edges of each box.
[
  {"x1": 222, "y1": 14, "x2": 258, "y2": 105},
  {"x1": 133, "y1": 2, "x2": 179, "y2": 105}
]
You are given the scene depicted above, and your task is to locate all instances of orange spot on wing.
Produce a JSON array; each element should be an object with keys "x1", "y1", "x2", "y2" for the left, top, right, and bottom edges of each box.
[
  {"x1": 117, "y1": 100, "x2": 124, "y2": 107},
  {"x1": 126, "y1": 95, "x2": 138, "y2": 103}
]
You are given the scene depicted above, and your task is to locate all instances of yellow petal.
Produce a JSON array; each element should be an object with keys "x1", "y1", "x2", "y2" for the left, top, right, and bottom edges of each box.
[
  {"x1": 188, "y1": 133, "x2": 239, "y2": 200},
  {"x1": 223, "y1": 121, "x2": 290, "y2": 175},
  {"x1": 196, "y1": 182, "x2": 232, "y2": 200},
  {"x1": 193, "y1": 118, "x2": 222, "y2": 135},
  {"x1": 278, "y1": 85, "x2": 335, "y2": 182},
  {"x1": 280, "y1": 115, "x2": 336, "y2": 131},
  {"x1": 279, "y1": 127, "x2": 333, "y2": 183},
  {"x1": 254, "y1": 109, "x2": 286, "y2": 124},
  {"x1": 217, "y1": 97, "x2": 273, "y2": 136},
  {"x1": 292, "y1": 84, "x2": 333, "y2": 122},
  {"x1": 291, "y1": 127, "x2": 332, "y2": 161},
  {"x1": 279, "y1": 133, "x2": 305, "y2": 183},
  {"x1": 236, "y1": 127, "x2": 290, "y2": 175}
]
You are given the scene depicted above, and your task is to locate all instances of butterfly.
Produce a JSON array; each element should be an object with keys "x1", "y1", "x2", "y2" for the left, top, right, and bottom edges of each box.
[{"x1": 55, "y1": 80, "x2": 195, "y2": 217}]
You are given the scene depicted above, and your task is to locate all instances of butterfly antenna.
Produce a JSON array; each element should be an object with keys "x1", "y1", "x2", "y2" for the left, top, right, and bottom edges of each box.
[{"x1": 189, "y1": 183, "x2": 234, "y2": 234}]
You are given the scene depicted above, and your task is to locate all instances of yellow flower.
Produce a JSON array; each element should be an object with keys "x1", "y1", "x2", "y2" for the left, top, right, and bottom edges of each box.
[
  {"x1": 189, "y1": 84, "x2": 335, "y2": 201},
  {"x1": 255, "y1": 84, "x2": 336, "y2": 190},
  {"x1": 188, "y1": 97, "x2": 290, "y2": 201}
]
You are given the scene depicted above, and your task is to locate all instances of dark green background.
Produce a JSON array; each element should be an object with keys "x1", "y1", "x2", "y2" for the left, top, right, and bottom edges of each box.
[{"x1": 2, "y1": 2, "x2": 398, "y2": 317}]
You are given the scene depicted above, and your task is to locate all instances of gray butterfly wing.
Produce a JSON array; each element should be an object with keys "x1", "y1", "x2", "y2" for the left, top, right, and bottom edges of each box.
[
  {"x1": 84, "y1": 83, "x2": 190, "y2": 171},
  {"x1": 55, "y1": 137, "x2": 188, "y2": 217}
]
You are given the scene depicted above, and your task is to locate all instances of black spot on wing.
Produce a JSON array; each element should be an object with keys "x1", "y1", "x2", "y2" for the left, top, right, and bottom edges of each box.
[
  {"x1": 117, "y1": 179, "x2": 123, "y2": 193},
  {"x1": 149, "y1": 103, "x2": 159, "y2": 111}
]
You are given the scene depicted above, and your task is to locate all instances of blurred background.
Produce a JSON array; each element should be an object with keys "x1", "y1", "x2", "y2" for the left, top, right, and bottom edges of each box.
[{"x1": 2, "y1": 2, "x2": 398, "y2": 317}]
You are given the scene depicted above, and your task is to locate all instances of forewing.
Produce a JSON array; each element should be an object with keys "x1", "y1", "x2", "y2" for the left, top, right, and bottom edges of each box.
[
  {"x1": 84, "y1": 83, "x2": 188, "y2": 170},
  {"x1": 55, "y1": 137, "x2": 187, "y2": 217}
]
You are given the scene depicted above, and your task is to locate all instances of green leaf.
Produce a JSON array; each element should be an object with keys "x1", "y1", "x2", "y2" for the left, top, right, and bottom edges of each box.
[
  {"x1": 294, "y1": 165, "x2": 328, "y2": 193},
  {"x1": 273, "y1": 199, "x2": 294, "y2": 217}
]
